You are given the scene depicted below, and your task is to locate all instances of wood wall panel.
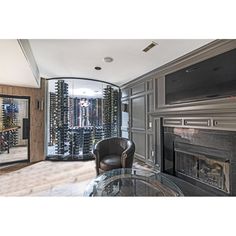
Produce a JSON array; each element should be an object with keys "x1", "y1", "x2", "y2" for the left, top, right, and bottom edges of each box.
[{"x1": 0, "y1": 79, "x2": 46, "y2": 162}]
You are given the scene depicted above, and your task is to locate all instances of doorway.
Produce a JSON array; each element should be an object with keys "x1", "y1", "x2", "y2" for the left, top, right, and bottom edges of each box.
[{"x1": 0, "y1": 95, "x2": 30, "y2": 165}]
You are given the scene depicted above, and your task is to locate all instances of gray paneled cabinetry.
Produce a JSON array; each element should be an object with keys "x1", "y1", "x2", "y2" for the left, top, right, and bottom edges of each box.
[
  {"x1": 131, "y1": 95, "x2": 145, "y2": 130},
  {"x1": 131, "y1": 93, "x2": 146, "y2": 161},
  {"x1": 120, "y1": 40, "x2": 236, "y2": 174},
  {"x1": 121, "y1": 79, "x2": 158, "y2": 168}
]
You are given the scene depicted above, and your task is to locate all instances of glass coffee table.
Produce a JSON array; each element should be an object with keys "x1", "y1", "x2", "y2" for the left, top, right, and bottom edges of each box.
[{"x1": 84, "y1": 168, "x2": 184, "y2": 196}]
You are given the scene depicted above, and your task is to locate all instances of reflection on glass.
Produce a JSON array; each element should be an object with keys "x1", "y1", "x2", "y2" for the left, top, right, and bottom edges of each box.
[{"x1": 84, "y1": 168, "x2": 184, "y2": 197}]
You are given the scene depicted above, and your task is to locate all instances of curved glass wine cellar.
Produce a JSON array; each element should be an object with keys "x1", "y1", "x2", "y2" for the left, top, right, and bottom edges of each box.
[{"x1": 46, "y1": 78, "x2": 120, "y2": 161}]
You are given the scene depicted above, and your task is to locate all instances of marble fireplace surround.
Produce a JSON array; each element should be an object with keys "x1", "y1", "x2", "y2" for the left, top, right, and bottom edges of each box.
[
  {"x1": 152, "y1": 97, "x2": 236, "y2": 196},
  {"x1": 163, "y1": 125, "x2": 235, "y2": 195}
]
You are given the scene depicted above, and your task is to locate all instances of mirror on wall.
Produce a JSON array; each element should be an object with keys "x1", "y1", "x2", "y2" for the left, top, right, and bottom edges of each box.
[
  {"x1": 121, "y1": 100, "x2": 129, "y2": 139},
  {"x1": 46, "y1": 78, "x2": 120, "y2": 161},
  {"x1": 0, "y1": 96, "x2": 29, "y2": 165}
]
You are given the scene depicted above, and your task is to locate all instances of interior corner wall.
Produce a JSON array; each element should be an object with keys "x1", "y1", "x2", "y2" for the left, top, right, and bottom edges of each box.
[{"x1": 0, "y1": 79, "x2": 46, "y2": 162}]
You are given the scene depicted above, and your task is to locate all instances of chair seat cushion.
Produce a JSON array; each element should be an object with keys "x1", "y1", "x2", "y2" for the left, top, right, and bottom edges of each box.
[{"x1": 100, "y1": 155, "x2": 122, "y2": 171}]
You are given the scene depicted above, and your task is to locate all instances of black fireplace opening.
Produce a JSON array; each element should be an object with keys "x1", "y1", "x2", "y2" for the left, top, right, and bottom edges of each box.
[
  {"x1": 163, "y1": 127, "x2": 236, "y2": 195},
  {"x1": 175, "y1": 142, "x2": 230, "y2": 193}
]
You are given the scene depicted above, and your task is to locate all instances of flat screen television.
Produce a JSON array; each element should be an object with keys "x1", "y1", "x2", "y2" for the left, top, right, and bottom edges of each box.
[{"x1": 165, "y1": 48, "x2": 236, "y2": 105}]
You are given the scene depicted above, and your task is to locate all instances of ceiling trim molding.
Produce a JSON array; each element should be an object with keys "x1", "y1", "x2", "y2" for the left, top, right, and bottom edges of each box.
[{"x1": 18, "y1": 39, "x2": 41, "y2": 87}]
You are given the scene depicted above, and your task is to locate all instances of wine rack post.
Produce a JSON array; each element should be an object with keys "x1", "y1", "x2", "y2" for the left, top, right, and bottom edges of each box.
[
  {"x1": 103, "y1": 86, "x2": 119, "y2": 138},
  {"x1": 82, "y1": 126, "x2": 93, "y2": 159},
  {"x1": 49, "y1": 92, "x2": 56, "y2": 146},
  {"x1": 55, "y1": 80, "x2": 69, "y2": 155}
]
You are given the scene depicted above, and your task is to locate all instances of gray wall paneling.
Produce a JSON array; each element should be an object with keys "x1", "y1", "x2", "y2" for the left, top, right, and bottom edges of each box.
[{"x1": 121, "y1": 40, "x2": 236, "y2": 170}]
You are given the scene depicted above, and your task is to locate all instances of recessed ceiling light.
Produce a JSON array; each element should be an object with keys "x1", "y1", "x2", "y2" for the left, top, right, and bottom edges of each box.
[
  {"x1": 95, "y1": 66, "x2": 102, "y2": 70},
  {"x1": 103, "y1": 57, "x2": 114, "y2": 63}
]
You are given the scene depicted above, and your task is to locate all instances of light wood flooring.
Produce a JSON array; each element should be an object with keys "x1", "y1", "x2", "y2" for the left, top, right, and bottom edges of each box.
[
  {"x1": 0, "y1": 159, "x2": 151, "y2": 196},
  {"x1": 0, "y1": 146, "x2": 28, "y2": 164},
  {"x1": 0, "y1": 160, "x2": 96, "y2": 196}
]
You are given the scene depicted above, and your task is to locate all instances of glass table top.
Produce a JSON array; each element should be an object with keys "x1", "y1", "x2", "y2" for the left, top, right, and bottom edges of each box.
[{"x1": 84, "y1": 168, "x2": 184, "y2": 196}]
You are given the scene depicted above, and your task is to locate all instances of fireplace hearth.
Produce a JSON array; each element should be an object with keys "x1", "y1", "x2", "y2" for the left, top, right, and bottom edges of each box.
[{"x1": 163, "y1": 126, "x2": 236, "y2": 195}]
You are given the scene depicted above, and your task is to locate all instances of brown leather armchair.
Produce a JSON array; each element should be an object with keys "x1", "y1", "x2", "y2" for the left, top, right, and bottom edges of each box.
[{"x1": 93, "y1": 137, "x2": 135, "y2": 175}]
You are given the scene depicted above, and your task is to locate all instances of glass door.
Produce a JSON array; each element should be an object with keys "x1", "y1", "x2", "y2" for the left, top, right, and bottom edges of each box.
[{"x1": 0, "y1": 96, "x2": 29, "y2": 165}]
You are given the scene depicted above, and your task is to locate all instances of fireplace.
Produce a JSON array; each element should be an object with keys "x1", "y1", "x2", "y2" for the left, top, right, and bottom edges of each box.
[
  {"x1": 175, "y1": 142, "x2": 230, "y2": 193},
  {"x1": 163, "y1": 126, "x2": 236, "y2": 195}
]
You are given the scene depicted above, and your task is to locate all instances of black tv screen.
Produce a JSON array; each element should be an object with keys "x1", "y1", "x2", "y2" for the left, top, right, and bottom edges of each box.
[{"x1": 165, "y1": 48, "x2": 236, "y2": 105}]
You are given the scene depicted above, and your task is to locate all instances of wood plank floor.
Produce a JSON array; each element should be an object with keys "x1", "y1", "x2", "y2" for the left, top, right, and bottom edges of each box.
[
  {"x1": 0, "y1": 160, "x2": 96, "y2": 196},
  {"x1": 0, "y1": 159, "x2": 152, "y2": 196},
  {"x1": 0, "y1": 146, "x2": 28, "y2": 164}
]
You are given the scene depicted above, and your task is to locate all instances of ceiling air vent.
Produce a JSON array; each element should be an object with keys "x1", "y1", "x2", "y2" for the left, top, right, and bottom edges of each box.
[{"x1": 142, "y1": 41, "x2": 158, "y2": 52}]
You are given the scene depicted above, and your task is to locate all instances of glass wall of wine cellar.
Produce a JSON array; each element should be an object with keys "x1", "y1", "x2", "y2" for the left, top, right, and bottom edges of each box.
[
  {"x1": 46, "y1": 78, "x2": 120, "y2": 161},
  {"x1": 0, "y1": 96, "x2": 29, "y2": 165}
]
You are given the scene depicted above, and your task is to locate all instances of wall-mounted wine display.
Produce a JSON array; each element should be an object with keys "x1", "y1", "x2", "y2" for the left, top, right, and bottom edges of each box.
[{"x1": 47, "y1": 79, "x2": 120, "y2": 161}]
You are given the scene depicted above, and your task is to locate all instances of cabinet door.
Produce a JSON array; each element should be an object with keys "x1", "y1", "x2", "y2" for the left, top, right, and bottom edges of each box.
[
  {"x1": 132, "y1": 131, "x2": 146, "y2": 160},
  {"x1": 131, "y1": 95, "x2": 145, "y2": 130}
]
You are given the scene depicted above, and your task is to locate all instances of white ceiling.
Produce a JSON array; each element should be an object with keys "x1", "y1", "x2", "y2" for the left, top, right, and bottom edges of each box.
[
  {"x1": 0, "y1": 40, "x2": 39, "y2": 88},
  {"x1": 0, "y1": 39, "x2": 214, "y2": 88},
  {"x1": 29, "y1": 39, "x2": 214, "y2": 86}
]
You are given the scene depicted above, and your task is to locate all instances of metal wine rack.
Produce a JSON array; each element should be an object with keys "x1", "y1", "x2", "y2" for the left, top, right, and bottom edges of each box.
[
  {"x1": 69, "y1": 127, "x2": 83, "y2": 156},
  {"x1": 0, "y1": 132, "x2": 8, "y2": 153},
  {"x1": 94, "y1": 126, "x2": 103, "y2": 144},
  {"x1": 9, "y1": 129, "x2": 18, "y2": 147},
  {"x1": 49, "y1": 92, "x2": 56, "y2": 146},
  {"x1": 67, "y1": 126, "x2": 94, "y2": 160},
  {"x1": 55, "y1": 80, "x2": 69, "y2": 155},
  {"x1": 2, "y1": 99, "x2": 7, "y2": 129},
  {"x1": 103, "y1": 86, "x2": 119, "y2": 138},
  {"x1": 82, "y1": 126, "x2": 94, "y2": 159},
  {"x1": 2, "y1": 98, "x2": 18, "y2": 129},
  {"x1": 111, "y1": 89, "x2": 119, "y2": 137},
  {"x1": 73, "y1": 98, "x2": 80, "y2": 127},
  {"x1": 1, "y1": 98, "x2": 19, "y2": 153},
  {"x1": 68, "y1": 97, "x2": 74, "y2": 127},
  {"x1": 89, "y1": 99, "x2": 97, "y2": 126}
]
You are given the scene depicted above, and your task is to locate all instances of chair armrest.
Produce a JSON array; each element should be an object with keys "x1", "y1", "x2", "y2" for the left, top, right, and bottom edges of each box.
[
  {"x1": 121, "y1": 143, "x2": 135, "y2": 167},
  {"x1": 93, "y1": 149, "x2": 100, "y2": 175}
]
